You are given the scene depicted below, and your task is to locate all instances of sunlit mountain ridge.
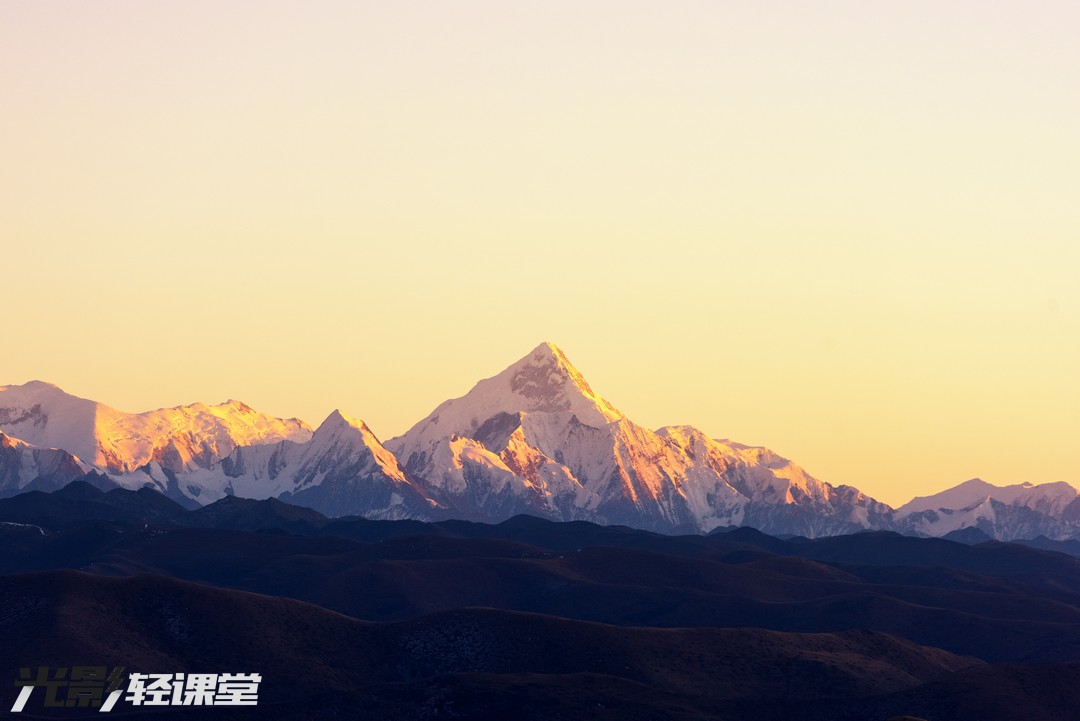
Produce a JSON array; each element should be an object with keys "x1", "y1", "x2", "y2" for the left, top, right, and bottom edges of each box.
[{"x1": 2, "y1": 344, "x2": 1077, "y2": 539}]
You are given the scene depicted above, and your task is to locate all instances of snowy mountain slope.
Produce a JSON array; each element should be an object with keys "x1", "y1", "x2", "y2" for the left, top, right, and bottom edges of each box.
[
  {"x1": 656, "y1": 427, "x2": 892, "y2": 537},
  {"x1": 0, "y1": 382, "x2": 102, "y2": 468},
  {"x1": 894, "y1": 478, "x2": 1080, "y2": 540},
  {"x1": 390, "y1": 342, "x2": 622, "y2": 456},
  {"x1": 387, "y1": 342, "x2": 884, "y2": 534},
  {"x1": 0, "y1": 432, "x2": 90, "y2": 496},
  {"x1": 386, "y1": 343, "x2": 704, "y2": 529},
  {"x1": 122, "y1": 410, "x2": 439, "y2": 519},
  {"x1": 233, "y1": 409, "x2": 437, "y2": 519},
  {"x1": 897, "y1": 478, "x2": 1079, "y2": 519},
  {"x1": 0, "y1": 381, "x2": 312, "y2": 473}
]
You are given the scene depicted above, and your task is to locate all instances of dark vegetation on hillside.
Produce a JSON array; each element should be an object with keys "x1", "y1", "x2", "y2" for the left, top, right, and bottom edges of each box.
[{"x1": 3, "y1": 482, "x2": 1080, "y2": 720}]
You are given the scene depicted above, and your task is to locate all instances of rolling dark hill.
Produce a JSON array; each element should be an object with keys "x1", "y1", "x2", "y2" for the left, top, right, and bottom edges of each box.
[
  {"x1": 4, "y1": 570, "x2": 1080, "y2": 721},
  {"x1": 4, "y1": 485, "x2": 1080, "y2": 718},
  {"x1": 0, "y1": 570, "x2": 990, "y2": 721},
  {"x1": 3, "y1": 519, "x2": 1080, "y2": 663}
]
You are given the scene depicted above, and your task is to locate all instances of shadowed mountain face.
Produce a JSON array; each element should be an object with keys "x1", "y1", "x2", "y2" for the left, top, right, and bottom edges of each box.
[{"x1": 0, "y1": 432, "x2": 89, "y2": 497}]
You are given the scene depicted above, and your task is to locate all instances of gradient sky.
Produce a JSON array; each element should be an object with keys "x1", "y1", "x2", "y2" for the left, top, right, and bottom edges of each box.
[{"x1": 2, "y1": 1, "x2": 1078, "y2": 506}]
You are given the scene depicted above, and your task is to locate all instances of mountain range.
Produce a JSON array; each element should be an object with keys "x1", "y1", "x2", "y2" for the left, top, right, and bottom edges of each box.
[{"x1": 2, "y1": 342, "x2": 1078, "y2": 540}]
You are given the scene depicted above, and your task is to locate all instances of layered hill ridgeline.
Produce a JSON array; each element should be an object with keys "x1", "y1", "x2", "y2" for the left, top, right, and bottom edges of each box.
[{"x1": 3, "y1": 482, "x2": 1080, "y2": 719}]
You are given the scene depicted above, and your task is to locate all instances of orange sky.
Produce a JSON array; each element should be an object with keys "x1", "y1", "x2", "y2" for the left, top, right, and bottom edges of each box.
[{"x1": 2, "y1": 1, "x2": 1078, "y2": 507}]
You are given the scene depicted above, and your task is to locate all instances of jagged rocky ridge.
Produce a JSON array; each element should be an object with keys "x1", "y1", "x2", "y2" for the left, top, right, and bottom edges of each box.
[
  {"x1": 384, "y1": 343, "x2": 889, "y2": 535},
  {"x1": 2, "y1": 346, "x2": 1078, "y2": 539}
]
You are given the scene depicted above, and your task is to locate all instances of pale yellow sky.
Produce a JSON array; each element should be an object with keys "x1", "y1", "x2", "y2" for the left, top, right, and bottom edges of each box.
[{"x1": 2, "y1": 1, "x2": 1078, "y2": 506}]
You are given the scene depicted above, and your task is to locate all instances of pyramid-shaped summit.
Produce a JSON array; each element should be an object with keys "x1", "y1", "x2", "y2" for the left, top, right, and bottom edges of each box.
[
  {"x1": 392, "y1": 343, "x2": 622, "y2": 455},
  {"x1": 386, "y1": 342, "x2": 728, "y2": 529},
  {"x1": 383, "y1": 342, "x2": 892, "y2": 533},
  {"x1": 505, "y1": 342, "x2": 623, "y2": 424},
  {"x1": 387, "y1": 341, "x2": 645, "y2": 523}
]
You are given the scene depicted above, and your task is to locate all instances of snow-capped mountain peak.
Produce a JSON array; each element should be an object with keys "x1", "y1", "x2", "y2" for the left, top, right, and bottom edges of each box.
[
  {"x1": 507, "y1": 342, "x2": 622, "y2": 424},
  {"x1": 306, "y1": 410, "x2": 407, "y2": 484},
  {"x1": 0, "y1": 381, "x2": 112, "y2": 465},
  {"x1": 381, "y1": 343, "x2": 891, "y2": 534},
  {"x1": 313, "y1": 409, "x2": 371, "y2": 438},
  {"x1": 0, "y1": 381, "x2": 312, "y2": 473},
  {"x1": 891, "y1": 477, "x2": 1080, "y2": 541},
  {"x1": 896, "y1": 478, "x2": 1079, "y2": 519},
  {"x1": 16, "y1": 380, "x2": 63, "y2": 392},
  {"x1": 0, "y1": 430, "x2": 90, "y2": 497},
  {"x1": 388, "y1": 343, "x2": 622, "y2": 463}
]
